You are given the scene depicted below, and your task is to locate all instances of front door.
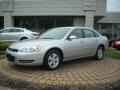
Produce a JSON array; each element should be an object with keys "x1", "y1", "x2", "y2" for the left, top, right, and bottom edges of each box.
[{"x1": 63, "y1": 28, "x2": 85, "y2": 60}]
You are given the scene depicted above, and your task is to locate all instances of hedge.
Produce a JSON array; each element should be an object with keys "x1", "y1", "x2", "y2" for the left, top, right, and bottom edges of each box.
[{"x1": 0, "y1": 43, "x2": 10, "y2": 51}]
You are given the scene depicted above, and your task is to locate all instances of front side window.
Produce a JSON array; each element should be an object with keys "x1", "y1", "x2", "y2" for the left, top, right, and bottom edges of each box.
[
  {"x1": 69, "y1": 29, "x2": 83, "y2": 39},
  {"x1": 84, "y1": 29, "x2": 94, "y2": 38}
]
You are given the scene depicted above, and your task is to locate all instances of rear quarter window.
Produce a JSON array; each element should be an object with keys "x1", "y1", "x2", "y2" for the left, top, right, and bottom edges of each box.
[{"x1": 93, "y1": 31, "x2": 99, "y2": 37}]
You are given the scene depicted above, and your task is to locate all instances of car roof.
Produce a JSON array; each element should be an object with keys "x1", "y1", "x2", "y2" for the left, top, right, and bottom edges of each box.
[
  {"x1": 2, "y1": 27, "x2": 93, "y2": 29},
  {"x1": 1, "y1": 27, "x2": 32, "y2": 32},
  {"x1": 3, "y1": 27, "x2": 27, "y2": 30},
  {"x1": 57, "y1": 27, "x2": 94, "y2": 30}
]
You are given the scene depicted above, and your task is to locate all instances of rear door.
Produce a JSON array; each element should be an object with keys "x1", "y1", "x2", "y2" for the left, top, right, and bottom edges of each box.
[
  {"x1": 82, "y1": 28, "x2": 99, "y2": 56},
  {"x1": 9, "y1": 29, "x2": 23, "y2": 41}
]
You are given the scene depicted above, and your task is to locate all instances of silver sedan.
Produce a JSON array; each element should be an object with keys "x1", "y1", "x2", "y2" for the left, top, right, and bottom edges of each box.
[
  {"x1": 0, "y1": 27, "x2": 39, "y2": 41},
  {"x1": 6, "y1": 27, "x2": 108, "y2": 70}
]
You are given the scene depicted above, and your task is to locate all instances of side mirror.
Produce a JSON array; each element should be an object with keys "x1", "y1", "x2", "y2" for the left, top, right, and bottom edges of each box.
[{"x1": 68, "y1": 35, "x2": 77, "y2": 40}]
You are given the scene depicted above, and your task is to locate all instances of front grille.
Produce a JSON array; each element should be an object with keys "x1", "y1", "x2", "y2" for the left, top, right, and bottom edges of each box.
[
  {"x1": 8, "y1": 48, "x2": 19, "y2": 52},
  {"x1": 6, "y1": 54, "x2": 15, "y2": 62}
]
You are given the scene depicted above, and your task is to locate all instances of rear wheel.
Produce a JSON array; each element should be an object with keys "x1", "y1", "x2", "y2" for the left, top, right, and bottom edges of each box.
[
  {"x1": 94, "y1": 46, "x2": 104, "y2": 60},
  {"x1": 43, "y1": 50, "x2": 62, "y2": 70}
]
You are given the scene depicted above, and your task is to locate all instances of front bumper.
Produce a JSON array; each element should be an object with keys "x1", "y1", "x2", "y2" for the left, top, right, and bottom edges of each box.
[{"x1": 6, "y1": 49, "x2": 44, "y2": 66}]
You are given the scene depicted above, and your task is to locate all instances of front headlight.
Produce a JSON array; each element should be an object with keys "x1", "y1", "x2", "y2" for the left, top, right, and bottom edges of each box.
[{"x1": 19, "y1": 45, "x2": 41, "y2": 53}]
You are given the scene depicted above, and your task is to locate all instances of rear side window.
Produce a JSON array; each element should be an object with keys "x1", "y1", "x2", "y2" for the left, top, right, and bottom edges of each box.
[
  {"x1": 1, "y1": 29, "x2": 23, "y2": 33},
  {"x1": 93, "y1": 31, "x2": 99, "y2": 37},
  {"x1": 84, "y1": 29, "x2": 94, "y2": 38},
  {"x1": 11, "y1": 29, "x2": 22, "y2": 32}
]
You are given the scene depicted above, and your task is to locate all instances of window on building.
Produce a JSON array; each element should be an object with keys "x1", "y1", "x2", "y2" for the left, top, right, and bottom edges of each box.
[
  {"x1": 0, "y1": 17, "x2": 4, "y2": 29},
  {"x1": 14, "y1": 16, "x2": 73, "y2": 32}
]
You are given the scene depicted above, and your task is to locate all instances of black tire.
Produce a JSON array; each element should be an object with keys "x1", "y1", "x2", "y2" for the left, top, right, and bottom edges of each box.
[
  {"x1": 94, "y1": 46, "x2": 104, "y2": 60},
  {"x1": 20, "y1": 37, "x2": 28, "y2": 41},
  {"x1": 43, "y1": 50, "x2": 62, "y2": 70}
]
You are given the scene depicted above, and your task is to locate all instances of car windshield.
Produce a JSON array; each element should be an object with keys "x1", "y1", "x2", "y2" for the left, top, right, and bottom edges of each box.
[{"x1": 39, "y1": 27, "x2": 70, "y2": 39}]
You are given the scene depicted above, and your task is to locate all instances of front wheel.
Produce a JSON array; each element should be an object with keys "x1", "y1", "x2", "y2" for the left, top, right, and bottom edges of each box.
[
  {"x1": 94, "y1": 46, "x2": 104, "y2": 60},
  {"x1": 43, "y1": 50, "x2": 62, "y2": 70}
]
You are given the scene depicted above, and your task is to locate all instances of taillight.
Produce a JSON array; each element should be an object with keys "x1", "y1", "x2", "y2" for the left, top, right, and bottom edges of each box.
[{"x1": 32, "y1": 32, "x2": 38, "y2": 36}]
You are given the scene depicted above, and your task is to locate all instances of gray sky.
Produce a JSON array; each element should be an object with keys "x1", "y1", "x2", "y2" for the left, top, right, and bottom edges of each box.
[{"x1": 107, "y1": 0, "x2": 120, "y2": 12}]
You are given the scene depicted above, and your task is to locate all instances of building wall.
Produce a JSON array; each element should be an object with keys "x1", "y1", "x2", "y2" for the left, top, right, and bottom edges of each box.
[
  {"x1": 0, "y1": 0, "x2": 106, "y2": 29},
  {"x1": 12, "y1": 0, "x2": 106, "y2": 16},
  {"x1": 98, "y1": 13, "x2": 120, "y2": 23},
  {"x1": 95, "y1": 0, "x2": 106, "y2": 16},
  {"x1": 13, "y1": 0, "x2": 83, "y2": 16}
]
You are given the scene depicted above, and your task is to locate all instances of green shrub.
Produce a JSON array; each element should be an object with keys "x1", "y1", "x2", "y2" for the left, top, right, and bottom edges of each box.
[{"x1": 0, "y1": 43, "x2": 10, "y2": 51}]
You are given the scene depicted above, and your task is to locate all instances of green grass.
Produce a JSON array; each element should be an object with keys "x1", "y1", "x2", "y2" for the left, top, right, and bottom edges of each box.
[{"x1": 105, "y1": 49, "x2": 120, "y2": 60}]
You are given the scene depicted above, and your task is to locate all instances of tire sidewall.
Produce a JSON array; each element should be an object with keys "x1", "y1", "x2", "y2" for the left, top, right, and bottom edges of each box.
[
  {"x1": 96, "y1": 46, "x2": 104, "y2": 60},
  {"x1": 43, "y1": 50, "x2": 62, "y2": 70}
]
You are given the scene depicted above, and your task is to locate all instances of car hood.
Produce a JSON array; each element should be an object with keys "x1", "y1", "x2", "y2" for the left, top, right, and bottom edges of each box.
[{"x1": 9, "y1": 39, "x2": 59, "y2": 50}]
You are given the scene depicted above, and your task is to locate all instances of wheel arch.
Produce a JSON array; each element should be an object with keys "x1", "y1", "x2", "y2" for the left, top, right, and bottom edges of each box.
[
  {"x1": 44, "y1": 47, "x2": 64, "y2": 61},
  {"x1": 98, "y1": 44, "x2": 105, "y2": 51},
  {"x1": 19, "y1": 36, "x2": 29, "y2": 40}
]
